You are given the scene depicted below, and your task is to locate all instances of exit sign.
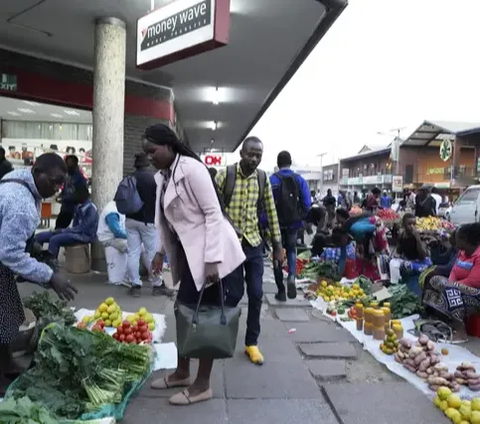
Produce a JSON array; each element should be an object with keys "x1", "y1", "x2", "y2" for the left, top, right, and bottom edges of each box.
[{"x1": 0, "y1": 74, "x2": 17, "y2": 92}]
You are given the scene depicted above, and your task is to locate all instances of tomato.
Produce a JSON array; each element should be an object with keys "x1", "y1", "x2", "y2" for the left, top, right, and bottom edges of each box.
[
  {"x1": 117, "y1": 326, "x2": 123, "y2": 335},
  {"x1": 138, "y1": 325, "x2": 148, "y2": 333},
  {"x1": 97, "y1": 320, "x2": 105, "y2": 328},
  {"x1": 122, "y1": 321, "x2": 131, "y2": 329},
  {"x1": 124, "y1": 327, "x2": 132, "y2": 335},
  {"x1": 119, "y1": 334, "x2": 126, "y2": 342},
  {"x1": 137, "y1": 319, "x2": 146, "y2": 327},
  {"x1": 112, "y1": 333, "x2": 119, "y2": 340},
  {"x1": 141, "y1": 331, "x2": 150, "y2": 340},
  {"x1": 132, "y1": 326, "x2": 138, "y2": 333},
  {"x1": 126, "y1": 334, "x2": 135, "y2": 343}
]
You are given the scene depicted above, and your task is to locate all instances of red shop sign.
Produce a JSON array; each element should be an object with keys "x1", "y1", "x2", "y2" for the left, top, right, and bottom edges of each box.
[{"x1": 202, "y1": 154, "x2": 224, "y2": 166}]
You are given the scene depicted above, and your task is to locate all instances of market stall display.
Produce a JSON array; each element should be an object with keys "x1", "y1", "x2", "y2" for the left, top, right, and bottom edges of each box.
[
  {"x1": 6, "y1": 323, "x2": 154, "y2": 421},
  {"x1": 377, "y1": 208, "x2": 400, "y2": 224},
  {"x1": 433, "y1": 386, "x2": 480, "y2": 423},
  {"x1": 416, "y1": 216, "x2": 456, "y2": 232}
]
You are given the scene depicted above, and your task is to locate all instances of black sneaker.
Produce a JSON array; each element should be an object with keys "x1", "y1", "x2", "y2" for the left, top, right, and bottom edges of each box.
[
  {"x1": 275, "y1": 291, "x2": 287, "y2": 302},
  {"x1": 152, "y1": 285, "x2": 175, "y2": 297},
  {"x1": 128, "y1": 285, "x2": 141, "y2": 297},
  {"x1": 287, "y1": 275, "x2": 297, "y2": 300}
]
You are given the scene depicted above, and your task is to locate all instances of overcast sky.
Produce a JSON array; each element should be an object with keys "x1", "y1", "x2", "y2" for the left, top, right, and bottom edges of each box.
[{"x1": 240, "y1": 0, "x2": 480, "y2": 170}]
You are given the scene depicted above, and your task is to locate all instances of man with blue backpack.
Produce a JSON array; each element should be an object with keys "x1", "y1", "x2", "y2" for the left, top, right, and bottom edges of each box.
[
  {"x1": 270, "y1": 151, "x2": 311, "y2": 301},
  {"x1": 115, "y1": 153, "x2": 174, "y2": 298}
]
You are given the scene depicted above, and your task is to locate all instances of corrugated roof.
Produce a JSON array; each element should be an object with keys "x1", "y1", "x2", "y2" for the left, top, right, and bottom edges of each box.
[
  {"x1": 340, "y1": 146, "x2": 391, "y2": 162},
  {"x1": 402, "y1": 120, "x2": 480, "y2": 147}
]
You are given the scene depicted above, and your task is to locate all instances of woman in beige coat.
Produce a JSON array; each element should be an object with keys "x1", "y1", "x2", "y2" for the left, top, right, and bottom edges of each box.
[{"x1": 145, "y1": 124, "x2": 245, "y2": 405}]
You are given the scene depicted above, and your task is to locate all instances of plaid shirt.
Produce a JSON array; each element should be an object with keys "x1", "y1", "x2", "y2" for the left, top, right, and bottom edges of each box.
[{"x1": 216, "y1": 165, "x2": 281, "y2": 247}]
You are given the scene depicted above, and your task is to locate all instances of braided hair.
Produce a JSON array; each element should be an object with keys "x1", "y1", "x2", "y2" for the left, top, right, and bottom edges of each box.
[{"x1": 143, "y1": 124, "x2": 227, "y2": 214}]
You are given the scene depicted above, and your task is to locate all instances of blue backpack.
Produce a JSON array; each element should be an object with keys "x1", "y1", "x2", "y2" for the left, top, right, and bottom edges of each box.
[{"x1": 114, "y1": 176, "x2": 143, "y2": 215}]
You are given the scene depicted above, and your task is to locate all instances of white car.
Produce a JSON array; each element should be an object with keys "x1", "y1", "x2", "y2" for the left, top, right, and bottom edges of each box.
[
  {"x1": 450, "y1": 185, "x2": 480, "y2": 225},
  {"x1": 437, "y1": 202, "x2": 452, "y2": 219}
]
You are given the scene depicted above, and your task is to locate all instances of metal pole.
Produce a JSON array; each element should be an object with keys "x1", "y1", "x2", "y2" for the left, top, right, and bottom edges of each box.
[{"x1": 151, "y1": 0, "x2": 155, "y2": 11}]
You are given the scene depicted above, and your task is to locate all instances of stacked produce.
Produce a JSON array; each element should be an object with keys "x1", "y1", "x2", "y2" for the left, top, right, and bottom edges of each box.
[
  {"x1": 298, "y1": 261, "x2": 340, "y2": 281},
  {"x1": 316, "y1": 281, "x2": 367, "y2": 303},
  {"x1": 91, "y1": 297, "x2": 123, "y2": 328},
  {"x1": 455, "y1": 363, "x2": 480, "y2": 392},
  {"x1": 394, "y1": 336, "x2": 460, "y2": 391},
  {"x1": 7, "y1": 324, "x2": 153, "y2": 420},
  {"x1": 387, "y1": 283, "x2": 424, "y2": 319},
  {"x1": 126, "y1": 307, "x2": 156, "y2": 331},
  {"x1": 433, "y1": 386, "x2": 480, "y2": 423},
  {"x1": 112, "y1": 319, "x2": 153, "y2": 344},
  {"x1": 379, "y1": 329, "x2": 400, "y2": 355},
  {"x1": 377, "y1": 208, "x2": 400, "y2": 223}
]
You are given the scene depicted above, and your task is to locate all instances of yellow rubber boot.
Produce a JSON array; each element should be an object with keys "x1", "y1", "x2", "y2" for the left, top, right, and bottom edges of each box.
[{"x1": 245, "y1": 346, "x2": 264, "y2": 365}]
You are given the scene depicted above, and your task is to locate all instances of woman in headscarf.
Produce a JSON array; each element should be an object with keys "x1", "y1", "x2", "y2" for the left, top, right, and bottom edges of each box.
[
  {"x1": 423, "y1": 223, "x2": 480, "y2": 343},
  {"x1": 144, "y1": 124, "x2": 245, "y2": 405}
]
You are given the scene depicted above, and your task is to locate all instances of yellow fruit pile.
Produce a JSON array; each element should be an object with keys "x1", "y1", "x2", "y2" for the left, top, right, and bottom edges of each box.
[
  {"x1": 316, "y1": 281, "x2": 366, "y2": 303},
  {"x1": 380, "y1": 329, "x2": 399, "y2": 355},
  {"x1": 126, "y1": 307, "x2": 156, "y2": 332},
  {"x1": 416, "y1": 217, "x2": 442, "y2": 232},
  {"x1": 433, "y1": 386, "x2": 480, "y2": 423},
  {"x1": 92, "y1": 297, "x2": 123, "y2": 328}
]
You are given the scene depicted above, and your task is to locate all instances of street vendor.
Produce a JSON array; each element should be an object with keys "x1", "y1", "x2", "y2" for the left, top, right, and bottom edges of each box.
[
  {"x1": 336, "y1": 209, "x2": 389, "y2": 279},
  {"x1": 0, "y1": 153, "x2": 77, "y2": 395},
  {"x1": 319, "y1": 227, "x2": 358, "y2": 279},
  {"x1": 395, "y1": 213, "x2": 432, "y2": 295},
  {"x1": 422, "y1": 223, "x2": 480, "y2": 343}
]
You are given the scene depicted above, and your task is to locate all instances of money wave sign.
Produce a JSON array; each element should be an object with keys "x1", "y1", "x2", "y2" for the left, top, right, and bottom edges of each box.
[{"x1": 137, "y1": 0, "x2": 231, "y2": 69}]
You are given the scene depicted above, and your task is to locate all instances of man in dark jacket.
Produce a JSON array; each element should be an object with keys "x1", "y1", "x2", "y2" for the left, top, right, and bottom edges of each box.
[
  {"x1": 0, "y1": 147, "x2": 13, "y2": 180},
  {"x1": 56, "y1": 155, "x2": 87, "y2": 229},
  {"x1": 126, "y1": 153, "x2": 174, "y2": 298}
]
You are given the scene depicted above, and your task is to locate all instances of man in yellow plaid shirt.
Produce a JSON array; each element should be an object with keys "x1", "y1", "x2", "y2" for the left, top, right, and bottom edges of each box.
[{"x1": 216, "y1": 137, "x2": 283, "y2": 365}]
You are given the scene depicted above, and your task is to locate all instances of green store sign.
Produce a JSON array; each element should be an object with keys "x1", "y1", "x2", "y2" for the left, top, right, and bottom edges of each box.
[
  {"x1": 439, "y1": 139, "x2": 453, "y2": 162},
  {"x1": 0, "y1": 74, "x2": 17, "y2": 92}
]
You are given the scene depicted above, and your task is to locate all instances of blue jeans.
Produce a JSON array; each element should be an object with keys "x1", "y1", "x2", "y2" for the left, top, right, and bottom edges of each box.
[
  {"x1": 273, "y1": 228, "x2": 297, "y2": 292},
  {"x1": 225, "y1": 241, "x2": 264, "y2": 346},
  {"x1": 35, "y1": 231, "x2": 85, "y2": 257}
]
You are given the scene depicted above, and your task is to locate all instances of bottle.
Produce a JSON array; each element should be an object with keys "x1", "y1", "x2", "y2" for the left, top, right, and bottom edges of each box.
[
  {"x1": 381, "y1": 306, "x2": 391, "y2": 331},
  {"x1": 391, "y1": 319, "x2": 401, "y2": 329},
  {"x1": 356, "y1": 317, "x2": 364, "y2": 331},
  {"x1": 372, "y1": 310, "x2": 385, "y2": 329},
  {"x1": 355, "y1": 303, "x2": 364, "y2": 319},
  {"x1": 370, "y1": 301, "x2": 379, "y2": 310},
  {"x1": 373, "y1": 326, "x2": 386, "y2": 341},
  {"x1": 364, "y1": 308, "x2": 374, "y2": 326},
  {"x1": 392, "y1": 323, "x2": 404, "y2": 339},
  {"x1": 364, "y1": 322, "x2": 373, "y2": 336}
]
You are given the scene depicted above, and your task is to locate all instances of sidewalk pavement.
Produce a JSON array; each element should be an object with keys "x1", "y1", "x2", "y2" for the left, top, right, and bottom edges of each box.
[{"x1": 17, "y1": 262, "x2": 450, "y2": 424}]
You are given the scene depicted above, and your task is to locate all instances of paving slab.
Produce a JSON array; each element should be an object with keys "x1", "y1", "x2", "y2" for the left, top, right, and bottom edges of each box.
[
  {"x1": 298, "y1": 342, "x2": 357, "y2": 359},
  {"x1": 123, "y1": 397, "x2": 228, "y2": 424},
  {"x1": 262, "y1": 283, "x2": 279, "y2": 294},
  {"x1": 227, "y1": 399, "x2": 338, "y2": 424},
  {"x1": 323, "y1": 382, "x2": 450, "y2": 424},
  {"x1": 265, "y1": 293, "x2": 311, "y2": 308},
  {"x1": 283, "y1": 321, "x2": 356, "y2": 343},
  {"x1": 275, "y1": 308, "x2": 310, "y2": 322},
  {"x1": 237, "y1": 318, "x2": 290, "y2": 342},
  {"x1": 233, "y1": 336, "x2": 302, "y2": 363},
  {"x1": 306, "y1": 359, "x2": 347, "y2": 380},
  {"x1": 140, "y1": 360, "x2": 225, "y2": 399},
  {"x1": 225, "y1": 359, "x2": 320, "y2": 399}
]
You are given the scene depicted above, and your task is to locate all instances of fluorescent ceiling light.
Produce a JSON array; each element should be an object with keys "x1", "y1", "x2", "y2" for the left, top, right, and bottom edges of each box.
[
  {"x1": 17, "y1": 108, "x2": 35, "y2": 114},
  {"x1": 212, "y1": 87, "x2": 220, "y2": 105},
  {"x1": 210, "y1": 121, "x2": 218, "y2": 131},
  {"x1": 7, "y1": 111, "x2": 21, "y2": 116},
  {"x1": 64, "y1": 109, "x2": 80, "y2": 116},
  {"x1": 23, "y1": 100, "x2": 41, "y2": 106},
  {"x1": 50, "y1": 113, "x2": 63, "y2": 118}
]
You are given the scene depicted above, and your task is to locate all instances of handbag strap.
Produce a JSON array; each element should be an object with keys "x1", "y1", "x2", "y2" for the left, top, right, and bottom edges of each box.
[{"x1": 192, "y1": 280, "x2": 227, "y2": 326}]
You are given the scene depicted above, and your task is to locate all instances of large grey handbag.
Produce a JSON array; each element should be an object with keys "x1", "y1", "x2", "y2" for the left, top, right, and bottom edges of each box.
[{"x1": 176, "y1": 281, "x2": 241, "y2": 359}]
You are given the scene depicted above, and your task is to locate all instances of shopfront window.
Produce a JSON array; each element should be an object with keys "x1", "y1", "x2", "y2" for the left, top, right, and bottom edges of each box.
[{"x1": 2, "y1": 120, "x2": 93, "y2": 141}]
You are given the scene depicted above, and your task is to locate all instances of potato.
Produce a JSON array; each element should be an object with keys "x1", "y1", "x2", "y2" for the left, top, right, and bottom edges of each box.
[
  {"x1": 409, "y1": 347, "x2": 423, "y2": 359},
  {"x1": 456, "y1": 378, "x2": 467, "y2": 385},
  {"x1": 459, "y1": 362, "x2": 475, "y2": 371},
  {"x1": 439, "y1": 371, "x2": 452, "y2": 380},
  {"x1": 400, "y1": 338, "x2": 412, "y2": 349},
  {"x1": 454, "y1": 371, "x2": 467, "y2": 379},
  {"x1": 416, "y1": 371, "x2": 428, "y2": 379},
  {"x1": 403, "y1": 358, "x2": 416, "y2": 367},
  {"x1": 394, "y1": 354, "x2": 402, "y2": 364},
  {"x1": 428, "y1": 384, "x2": 440, "y2": 392},
  {"x1": 426, "y1": 340, "x2": 436, "y2": 351},
  {"x1": 426, "y1": 368, "x2": 434, "y2": 375},
  {"x1": 397, "y1": 350, "x2": 405, "y2": 360},
  {"x1": 404, "y1": 364, "x2": 417, "y2": 373},
  {"x1": 469, "y1": 384, "x2": 480, "y2": 392},
  {"x1": 414, "y1": 352, "x2": 427, "y2": 365},
  {"x1": 465, "y1": 370, "x2": 480, "y2": 379},
  {"x1": 419, "y1": 358, "x2": 431, "y2": 371},
  {"x1": 418, "y1": 334, "x2": 429, "y2": 345},
  {"x1": 434, "y1": 363, "x2": 448, "y2": 372},
  {"x1": 450, "y1": 383, "x2": 461, "y2": 392},
  {"x1": 427, "y1": 376, "x2": 449, "y2": 386},
  {"x1": 429, "y1": 355, "x2": 441, "y2": 365},
  {"x1": 468, "y1": 378, "x2": 480, "y2": 386}
]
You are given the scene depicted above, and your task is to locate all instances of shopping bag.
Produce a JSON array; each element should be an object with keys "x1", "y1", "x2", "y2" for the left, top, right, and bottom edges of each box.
[{"x1": 176, "y1": 281, "x2": 241, "y2": 359}]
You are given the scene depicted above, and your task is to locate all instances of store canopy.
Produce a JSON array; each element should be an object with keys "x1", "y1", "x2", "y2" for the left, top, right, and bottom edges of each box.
[
  {"x1": 401, "y1": 120, "x2": 480, "y2": 148},
  {"x1": 0, "y1": 0, "x2": 346, "y2": 152}
]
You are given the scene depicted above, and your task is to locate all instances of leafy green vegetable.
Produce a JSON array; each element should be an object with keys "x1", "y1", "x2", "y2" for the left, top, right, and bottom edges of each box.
[
  {"x1": 0, "y1": 396, "x2": 58, "y2": 424},
  {"x1": 387, "y1": 284, "x2": 424, "y2": 318},
  {"x1": 8, "y1": 324, "x2": 153, "y2": 419},
  {"x1": 298, "y1": 261, "x2": 340, "y2": 281},
  {"x1": 355, "y1": 275, "x2": 373, "y2": 295}
]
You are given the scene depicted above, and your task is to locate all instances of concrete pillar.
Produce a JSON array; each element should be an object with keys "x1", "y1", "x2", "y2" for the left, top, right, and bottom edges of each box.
[
  {"x1": 452, "y1": 136, "x2": 463, "y2": 183},
  {"x1": 91, "y1": 17, "x2": 126, "y2": 272}
]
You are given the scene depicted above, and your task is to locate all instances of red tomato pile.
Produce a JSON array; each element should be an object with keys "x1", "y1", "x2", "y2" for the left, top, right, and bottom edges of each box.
[
  {"x1": 112, "y1": 320, "x2": 152, "y2": 344},
  {"x1": 377, "y1": 209, "x2": 400, "y2": 222},
  {"x1": 92, "y1": 320, "x2": 106, "y2": 333}
]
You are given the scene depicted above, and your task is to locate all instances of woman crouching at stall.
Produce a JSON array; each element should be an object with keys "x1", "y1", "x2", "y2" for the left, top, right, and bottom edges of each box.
[
  {"x1": 395, "y1": 214, "x2": 432, "y2": 295},
  {"x1": 144, "y1": 124, "x2": 245, "y2": 405},
  {"x1": 423, "y1": 223, "x2": 480, "y2": 343},
  {"x1": 319, "y1": 227, "x2": 358, "y2": 279}
]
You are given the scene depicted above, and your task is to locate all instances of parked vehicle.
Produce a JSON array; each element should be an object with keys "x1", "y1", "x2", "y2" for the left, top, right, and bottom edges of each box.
[
  {"x1": 437, "y1": 202, "x2": 452, "y2": 219},
  {"x1": 449, "y1": 185, "x2": 480, "y2": 225}
]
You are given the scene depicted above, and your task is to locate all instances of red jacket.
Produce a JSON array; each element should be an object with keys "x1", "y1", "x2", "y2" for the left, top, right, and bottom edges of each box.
[{"x1": 449, "y1": 246, "x2": 480, "y2": 288}]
